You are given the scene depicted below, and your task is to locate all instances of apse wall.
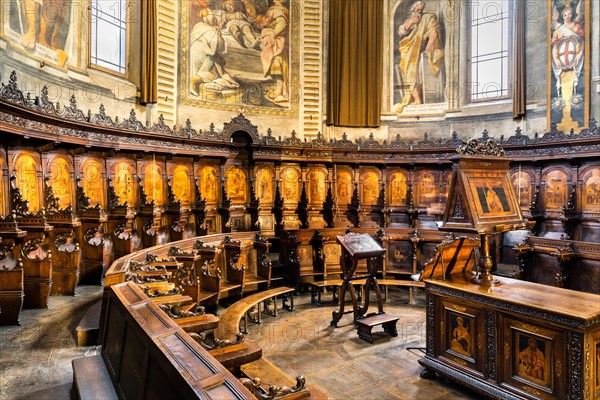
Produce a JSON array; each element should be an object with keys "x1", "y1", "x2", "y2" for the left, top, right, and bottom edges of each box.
[{"x1": 0, "y1": 0, "x2": 598, "y2": 142}]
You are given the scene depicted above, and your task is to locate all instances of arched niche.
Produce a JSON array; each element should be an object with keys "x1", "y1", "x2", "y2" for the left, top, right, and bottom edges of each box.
[
  {"x1": 222, "y1": 114, "x2": 259, "y2": 144},
  {"x1": 172, "y1": 164, "x2": 192, "y2": 206},
  {"x1": 226, "y1": 166, "x2": 247, "y2": 204},
  {"x1": 143, "y1": 161, "x2": 163, "y2": 206},
  {"x1": 580, "y1": 166, "x2": 600, "y2": 212},
  {"x1": 13, "y1": 151, "x2": 41, "y2": 212},
  {"x1": 46, "y1": 154, "x2": 73, "y2": 209},
  {"x1": 80, "y1": 158, "x2": 105, "y2": 208},
  {"x1": 281, "y1": 165, "x2": 300, "y2": 205},
  {"x1": 388, "y1": 170, "x2": 408, "y2": 206},
  {"x1": 543, "y1": 168, "x2": 570, "y2": 211},
  {"x1": 255, "y1": 166, "x2": 274, "y2": 204},
  {"x1": 112, "y1": 160, "x2": 136, "y2": 206}
]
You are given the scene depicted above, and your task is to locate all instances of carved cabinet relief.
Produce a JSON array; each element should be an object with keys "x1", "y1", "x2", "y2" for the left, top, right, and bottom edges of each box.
[
  {"x1": 113, "y1": 160, "x2": 135, "y2": 206},
  {"x1": 172, "y1": 165, "x2": 191, "y2": 206},
  {"x1": 389, "y1": 171, "x2": 408, "y2": 206},
  {"x1": 255, "y1": 167, "x2": 273, "y2": 204},
  {"x1": 14, "y1": 152, "x2": 41, "y2": 212},
  {"x1": 47, "y1": 156, "x2": 73, "y2": 209},
  {"x1": 544, "y1": 169, "x2": 569, "y2": 211},
  {"x1": 144, "y1": 162, "x2": 163, "y2": 206},
  {"x1": 200, "y1": 165, "x2": 218, "y2": 204}
]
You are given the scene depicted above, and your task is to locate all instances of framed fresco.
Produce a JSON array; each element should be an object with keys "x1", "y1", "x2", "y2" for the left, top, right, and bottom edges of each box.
[
  {"x1": 547, "y1": 0, "x2": 590, "y2": 131},
  {"x1": 1, "y1": 0, "x2": 83, "y2": 69},
  {"x1": 179, "y1": 0, "x2": 299, "y2": 115},
  {"x1": 391, "y1": 0, "x2": 449, "y2": 115}
]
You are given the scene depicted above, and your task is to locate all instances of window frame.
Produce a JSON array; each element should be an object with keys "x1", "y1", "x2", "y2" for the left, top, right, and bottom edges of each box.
[
  {"x1": 467, "y1": 0, "x2": 514, "y2": 103},
  {"x1": 88, "y1": 0, "x2": 130, "y2": 77}
]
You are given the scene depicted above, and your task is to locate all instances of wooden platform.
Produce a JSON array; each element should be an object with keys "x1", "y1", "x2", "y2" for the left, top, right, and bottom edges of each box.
[
  {"x1": 71, "y1": 355, "x2": 118, "y2": 400},
  {"x1": 355, "y1": 312, "x2": 399, "y2": 343},
  {"x1": 75, "y1": 300, "x2": 102, "y2": 346}
]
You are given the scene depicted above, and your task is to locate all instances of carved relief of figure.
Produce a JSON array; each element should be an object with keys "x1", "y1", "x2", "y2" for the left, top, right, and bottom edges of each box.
[
  {"x1": 15, "y1": 153, "x2": 40, "y2": 212},
  {"x1": 518, "y1": 338, "x2": 545, "y2": 381},
  {"x1": 450, "y1": 316, "x2": 471, "y2": 357}
]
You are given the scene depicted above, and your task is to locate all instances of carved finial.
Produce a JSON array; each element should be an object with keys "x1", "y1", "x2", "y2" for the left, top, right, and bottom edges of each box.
[{"x1": 514, "y1": 126, "x2": 523, "y2": 137}]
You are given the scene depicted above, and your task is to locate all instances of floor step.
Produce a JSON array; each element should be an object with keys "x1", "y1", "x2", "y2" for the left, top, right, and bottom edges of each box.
[
  {"x1": 72, "y1": 355, "x2": 118, "y2": 400},
  {"x1": 75, "y1": 300, "x2": 102, "y2": 346}
]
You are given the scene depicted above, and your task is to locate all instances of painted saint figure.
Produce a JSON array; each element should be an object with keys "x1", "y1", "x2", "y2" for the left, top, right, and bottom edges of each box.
[
  {"x1": 550, "y1": 3, "x2": 585, "y2": 130},
  {"x1": 485, "y1": 183, "x2": 504, "y2": 214},
  {"x1": 395, "y1": 0, "x2": 444, "y2": 112},
  {"x1": 450, "y1": 316, "x2": 471, "y2": 356}
]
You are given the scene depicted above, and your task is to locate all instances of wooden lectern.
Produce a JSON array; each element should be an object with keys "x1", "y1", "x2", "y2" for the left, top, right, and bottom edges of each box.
[{"x1": 331, "y1": 232, "x2": 398, "y2": 343}]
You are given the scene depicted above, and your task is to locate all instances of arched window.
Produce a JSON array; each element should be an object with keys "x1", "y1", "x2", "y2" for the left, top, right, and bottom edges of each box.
[
  {"x1": 468, "y1": 0, "x2": 513, "y2": 101},
  {"x1": 90, "y1": 0, "x2": 128, "y2": 74}
]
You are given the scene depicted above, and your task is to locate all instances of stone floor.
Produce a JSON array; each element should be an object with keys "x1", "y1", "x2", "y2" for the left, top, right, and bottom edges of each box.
[{"x1": 0, "y1": 285, "x2": 482, "y2": 400}]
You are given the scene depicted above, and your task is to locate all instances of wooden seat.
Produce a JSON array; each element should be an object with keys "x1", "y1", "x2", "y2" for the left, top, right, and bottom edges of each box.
[
  {"x1": 150, "y1": 294, "x2": 193, "y2": 307},
  {"x1": 355, "y1": 313, "x2": 399, "y2": 343},
  {"x1": 176, "y1": 313, "x2": 220, "y2": 333},
  {"x1": 241, "y1": 358, "x2": 311, "y2": 400},
  {"x1": 75, "y1": 300, "x2": 102, "y2": 346}
]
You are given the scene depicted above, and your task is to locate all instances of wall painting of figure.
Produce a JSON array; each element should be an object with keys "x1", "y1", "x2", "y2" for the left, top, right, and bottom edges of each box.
[{"x1": 548, "y1": 0, "x2": 590, "y2": 131}]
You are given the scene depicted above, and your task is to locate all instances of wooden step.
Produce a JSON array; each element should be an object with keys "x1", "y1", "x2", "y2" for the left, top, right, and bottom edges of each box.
[
  {"x1": 75, "y1": 300, "x2": 102, "y2": 347},
  {"x1": 72, "y1": 355, "x2": 118, "y2": 400},
  {"x1": 357, "y1": 312, "x2": 399, "y2": 326},
  {"x1": 355, "y1": 312, "x2": 399, "y2": 343}
]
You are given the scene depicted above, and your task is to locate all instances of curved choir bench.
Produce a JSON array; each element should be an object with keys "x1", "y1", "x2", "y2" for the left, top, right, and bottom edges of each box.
[{"x1": 73, "y1": 232, "x2": 318, "y2": 400}]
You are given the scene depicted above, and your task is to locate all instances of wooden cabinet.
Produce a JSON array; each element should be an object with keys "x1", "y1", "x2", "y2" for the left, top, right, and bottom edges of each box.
[{"x1": 420, "y1": 276, "x2": 600, "y2": 399}]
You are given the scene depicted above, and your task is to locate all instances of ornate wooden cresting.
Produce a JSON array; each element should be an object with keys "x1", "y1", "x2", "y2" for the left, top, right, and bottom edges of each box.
[{"x1": 331, "y1": 232, "x2": 398, "y2": 343}]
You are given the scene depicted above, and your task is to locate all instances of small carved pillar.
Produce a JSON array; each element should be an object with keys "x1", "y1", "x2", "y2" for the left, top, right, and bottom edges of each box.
[
  {"x1": 247, "y1": 178, "x2": 260, "y2": 231},
  {"x1": 551, "y1": 242, "x2": 575, "y2": 288},
  {"x1": 320, "y1": 182, "x2": 335, "y2": 228},
  {"x1": 309, "y1": 230, "x2": 326, "y2": 274},
  {"x1": 346, "y1": 182, "x2": 360, "y2": 228},
  {"x1": 271, "y1": 181, "x2": 284, "y2": 236}
]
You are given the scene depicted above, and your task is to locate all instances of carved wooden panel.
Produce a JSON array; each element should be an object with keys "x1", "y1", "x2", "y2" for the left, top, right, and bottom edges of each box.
[
  {"x1": 47, "y1": 155, "x2": 73, "y2": 209},
  {"x1": 200, "y1": 165, "x2": 218, "y2": 204},
  {"x1": 172, "y1": 165, "x2": 191, "y2": 206},
  {"x1": 361, "y1": 171, "x2": 379, "y2": 206},
  {"x1": 226, "y1": 167, "x2": 247, "y2": 204},
  {"x1": 581, "y1": 167, "x2": 600, "y2": 211},
  {"x1": 544, "y1": 169, "x2": 569, "y2": 211},
  {"x1": 336, "y1": 169, "x2": 352, "y2": 207},
  {"x1": 144, "y1": 162, "x2": 163, "y2": 206},
  {"x1": 416, "y1": 171, "x2": 437, "y2": 206},
  {"x1": 14, "y1": 152, "x2": 40, "y2": 212},
  {"x1": 113, "y1": 160, "x2": 136, "y2": 206},
  {"x1": 511, "y1": 169, "x2": 533, "y2": 209},
  {"x1": 281, "y1": 166, "x2": 300, "y2": 205},
  {"x1": 255, "y1": 167, "x2": 273, "y2": 204},
  {"x1": 389, "y1": 171, "x2": 408, "y2": 206},
  {"x1": 386, "y1": 240, "x2": 413, "y2": 273}
]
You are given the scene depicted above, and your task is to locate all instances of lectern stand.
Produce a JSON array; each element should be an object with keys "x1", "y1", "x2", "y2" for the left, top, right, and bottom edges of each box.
[{"x1": 331, "y1": 233, "x2": 398, "y2": 343}]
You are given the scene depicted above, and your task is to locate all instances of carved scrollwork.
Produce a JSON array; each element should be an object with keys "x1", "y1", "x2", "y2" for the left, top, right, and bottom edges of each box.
[
  {"x1": 175, "y1": 264, "x2": 196, "y2": 286},
  {"x1": 54, "y1": 232, "x2": 80, "y2": 254},
  {"x1": 141, "y1": 285, "x2": 182, "y2": 298},
  {"x1": 0, "y1": 71, "x2": 27, "y2": 105},
  {"x1": 107, "y1": 177, "x2": 127, "y2": 210},
  {"x1": 22, "y1": 238, "x2": 51, "y2": 260},
  {"x1": 189, "y1": 331, "x2": 245, "y2": 350},
  {"x1": 84, "y1": 227, "x2": 105, "y2": 247},
  {"x1": 457, "y1": 138, "x2": 506, "y2": 157},
  {"x1": 229, "y1": 253, "x2": 246, "y2": 271},
  {"x1": 125, "y1": 272, "x2": 168, "y2": 284},
  {"x1": 10, "y1": 175, "x2": 30, "y2": 216},
  {"x1": 158, "y1": 303, "x2": 205, "y2": 319},
  {"x1": 239, "y1": 376, "x2": 306, "y2": 400},
  {"x1": 114, "y1": 224, "x2": 132, "y2": 241},
  {"x1": 59, "y1": 95, "x2": 86, "y2": 121}
]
